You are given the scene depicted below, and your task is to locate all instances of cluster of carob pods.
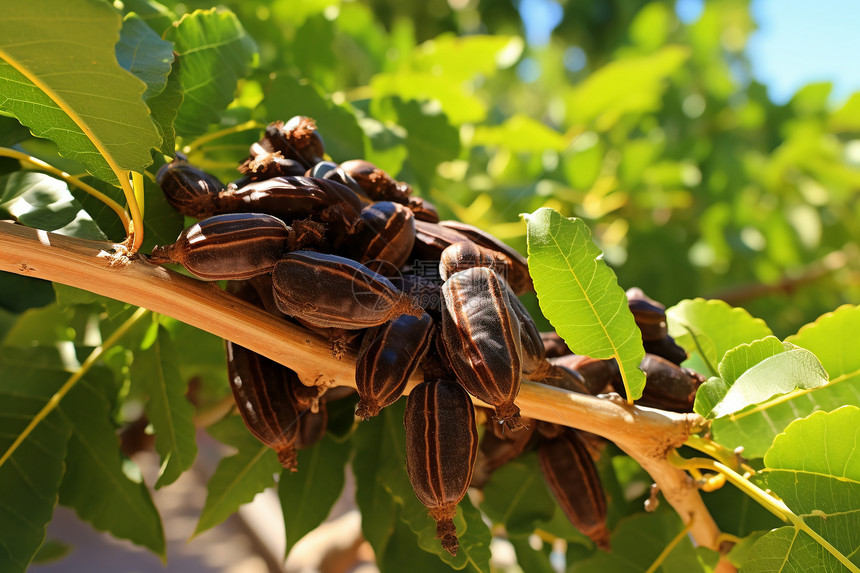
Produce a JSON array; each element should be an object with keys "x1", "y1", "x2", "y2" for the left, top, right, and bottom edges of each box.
[{"x1": 150, "y1": 116, "x2": 705, "y2": 555}]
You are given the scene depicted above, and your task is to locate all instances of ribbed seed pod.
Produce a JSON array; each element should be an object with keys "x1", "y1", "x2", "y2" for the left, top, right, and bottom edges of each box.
[
  {"x1": 540, "y1": 364, "x2": 591, "y2": 395},
  {"x1": 540, "y1": 331, "x2": 571, "y2": 358},
  {"x1": 259, "y1": 116, "x2": 325, "y2": 166},
  {"x1": 389, "y1": 274, "x2": 443, "y2": 321},
  {"x1": 156, "y1": 159, "x2": 226, "y2": 218},
  {"x1": 226, "y1": 341, "x2": 303, "y2": 470},
  {"x1": 549, "y1": 355, "x2": 621, "y2": 395},
  {"x1": 438, "y1": 220, "x2": 532, "y2": 295},
  {"x1": 236, "y1": 150, "x2": 306, "y2": 185},
  {"x1": 613, "y1": 353, "x2": 704, "y2": 412},
  {"x1": 438, "y1": 241, "x2": 512, "y2": 282},
  {"x1": 354, "y1": 312, "x2": 434, "y2": 419},
  {"x1": 407, "y1": 196, "x2": 440, "y2": 223},
  {"x1": 441, "y1": 267, "x2": 524, "y2": 428},
  {"x1": 339, "y1": 159, "x2": 412, "y2": 203},
  {"x1": 349, "y1": 201, "x2": 416, "y2": 273},
  {"x1": 643, "y1": 336, "x2": 687, "y2": 366},
  {"x1": 404, "y1": 379, "x2": 478, "y2": 556},
  {"x1": 626, "y1": 287, "x2": 668, "y2": 341},
  {"x1": 149, "y1": 213, "x2": 292, "y2": 280},
  {"x1": 471, "y1": 418, "x2": 537, "y2": 489},
  {"x1": 272, "y1": 251, "x2": 423, "y2": 329},
  {"x1": 538, "y1": 428, "x2": 610, "y2": 550},
  {"x1": 411, "y1": 220, "x2": 476, "y2": 262},
  {"x1": 506, "y1": 289, "x2": 557, "y2": 381}
]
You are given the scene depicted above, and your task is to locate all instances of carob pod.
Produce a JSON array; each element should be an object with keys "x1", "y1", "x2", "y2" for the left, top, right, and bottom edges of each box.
[
  {"x1": 538, "y1": 428, "x2": 610, "y2": 550},
  {"x1": 626, "y1": 287, "x2": 667, "y2": 341},
  {"x1": 643, "y1": 336, "x2": 687, "y2": 366},
  {"x1": 549, "y1": 355, "x2": 621, "y2": 395},
  {"x1": 226, "y1": 341, "x2": 317, "y2": 470},
  {"x1": 235, "y1": 149, "x2": 306, "y2": 187},
  {"x1": 438, "y1": 220, "x2": 532, "y2": 295},
  {"x1": 438, "y1": 241, "x2": 513, "y2": 283},
  {"x1": 354, "y1": 312, "x2": 434, "y2": 419},
  {"x1": 407, "y1": 196, "x2": 440, "y2": 223},
  {"x1": 404, "y1": 379, "x2": 478, "y2": 556},
  {"x1": 441, "y1": 267, "x2": 524, "y2": 428},
  {"x1": 390, "y1": 273, "x2": 443, "y2": 321},
  {"x1": 471, "y1": 418, "x2": 537, "y2": 489},
  {"x1": 411, "y1": 220, "x2": 476, "y2": 263},
  {"x1": 272, "y1": 251, "x2": 423, "y2": 329},
  {"x1": 539, "y1": 364, "x2": 592, "y2": 395},
  {"x1": 349, "y1": 201, "x2": 416, "y2": 273},
  {"x1": 258, "y1": 116, "x2": 326, "y2": 166},
  {"x1": 156, "y1": 158, "x2": 226, "y2": 219},
  {"x1": 614, "y1": 353, "x2": 704, "y2": 412},
  {"x1": 296, "y1": 400, "x2": 328, "y2": 450},
  {"x1": 340, "y1": 159, "x2": 412, "y2": 203},
  {"x1": 149, "y1": 213, "x2": 293, "y2": 280},
  {"x1": 505, "y1": 287, "x2": 558, "y2": 381},
  {"x1": 540, "y1": 331, "x2": 571, "y2": 358}
]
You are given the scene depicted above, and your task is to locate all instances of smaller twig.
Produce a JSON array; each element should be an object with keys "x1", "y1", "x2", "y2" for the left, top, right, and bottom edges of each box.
[{"x1": 644, "y1": 519, "x2": 692, "y2": 573}]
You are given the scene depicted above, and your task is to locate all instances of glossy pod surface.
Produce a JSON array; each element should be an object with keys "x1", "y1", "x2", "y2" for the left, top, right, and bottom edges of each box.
[
  {"x1": 618, "y1": 353, "x2": 704, "y2": 412},
  {"x1": 538, "y1": 428, "x2": 610, "y2": 550},
  {"x1": 150, "y1": 213, "x2": 292, "y2": 280},
  {"x1": 438, "y1": 241, "x2": 512, "y2": 283},
  {"x1": 156, "y1": 159, "x2": 226, "y2": 219},
  {"x1": 340, "y1": 159, "x2": 411, "y2": 203},
  {"x1": 404, "y1": 379, "x2": 478, "y2": 556},
  {"x1": 441, "y1": 267, "x2": 524, "y2": 427},
  {"x1": 626, "y1": 287, "x2": 668, "y2": 341},
  {"x1": 226, "y1": 341, "x2": 303, "y2": 470},
  {"x1": 354, "y1": 312, "x2": 434, "y2": 419},
  {"x1": 272, "y1": 251, "x2": 423, "y2": 329},
  {"x1": 350, "y1": 201, "x2": 416, "y2": 273},
  {"x1": 260, "y1": 116, "x2": 325, "y2": 165},
  {"x1": 411, "y1": 220, "x2": 476, "y2": 262},
  {"x1": 549, "y1": 354, "x2": 621, "y2": 395}
]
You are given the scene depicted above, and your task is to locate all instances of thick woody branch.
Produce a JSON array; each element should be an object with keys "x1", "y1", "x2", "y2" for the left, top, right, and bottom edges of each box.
[{"x1": 0, "y1": 221, "x2": 724, "y2": 555}]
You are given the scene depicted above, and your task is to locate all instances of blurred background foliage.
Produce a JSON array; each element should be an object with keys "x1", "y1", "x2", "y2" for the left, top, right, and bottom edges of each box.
[{"x1": 137, "y1": 0, "x2": 860, "y2": 338}]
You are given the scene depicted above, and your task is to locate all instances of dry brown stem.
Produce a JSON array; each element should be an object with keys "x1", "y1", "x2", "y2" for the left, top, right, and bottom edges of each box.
[{"x1": 0, "y1": 221, "x2": 727, "y2": 559}]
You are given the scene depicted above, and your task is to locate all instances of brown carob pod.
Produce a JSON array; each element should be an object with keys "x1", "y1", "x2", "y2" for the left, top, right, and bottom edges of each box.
[
  {"x1": 236, "y1": 150, "x2": 306, "y2": 185},
  {"x1": 349, "y1": 201, "x2": 416, "y2": 273},
  {"x1": 441, "y1": 267, "x2": 524, "y2": 428},
  {"x1": 226, "y1": 341, "x2": 306, "y2": 470},
  {"x1": 471, "y1": 418, "x2": 537, "y2": 489},
  {"x1": 540, "y1": 331, "x2": 571, "y2": 358},
  {"x1": 615, "y1": 353, "x2": 704, "y2": 412},
  {"x1": 626, "y1": 287, "x2": 668, "y2": 341},
  {"x1": 156, "y1": 158, "x2": 226, "y2": 219},
  {"x1": 538, "y1": 428, "x2": 610, "y2": 550},
  {"x1": 390, "y1": 274, "x2": 443, "y2": 321},
  {"x1": 438, "y1": 241, "x2": 512, "y2": 283},
  {"x1": 505, "y1": 289, "x2": 557, "y2": 381},
  {"x1": 404, "y1": 379, "x2": 478, "y2": 556},
  {"x1": 354, "y1": 312, "x2": 434, "y2": 419},
  {"x1": 549, "y1": 355, "x2": 621, "y2": 395},
  {"x1": 411, "y1": 220, "x2": 476, "y2": 263},
  {"x1": 149, "y1": 213, "x2": 293, "y2": 280},
  {"x1": 258, "y1": 116, "x2": 326, "y2": 166},
  {"x1": 272, "y1": 251, "x2": 423, "y2": 329},
  {"x1": 340, "y1": 159, "x2": 412, "y2": 203},
  {"x1": 407, "y1": 196, "x2": 440, "y2": 223},
  {"x1": 540, "y1": 364, "x2": 592, "y2": 395},
  {"x1": 643, "y1": 336, "x2": 687, "y2": 366},
  {"x1": 438, "y1": 220, "x2": 532, "y2": 295}
]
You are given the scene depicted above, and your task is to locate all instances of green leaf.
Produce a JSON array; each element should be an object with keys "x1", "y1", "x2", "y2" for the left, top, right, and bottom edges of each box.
[
  {"x1": 116, "y1": 13, "x2": 174, "y2": 102},
  {"x1": 120, "y1": 0, "x2": 176, "y2": 36},
  {"x1": 0, "y1": 350, "x2": 71, "y2": 573},
  {"x1": 131, "y1": 325, "x2": 197, "y2": 488},
  {"x1": 165, "y1": 9, "x2": 257, "y2": 138},
  {"x1": 391, "y1": 98, "x2": 460, "y2": 191},
  {"x1": 741, "y1": 528, "x2": 845, "y2": 573},
  {"x1": 351, "y1": 401, "x2": 492, "y2": 571},
  {"x1": 195, "y1": 415, "x2": 280, "y2": 536},
  {"x1": 480, "y1": 453, "x2": 555, "y2": 535},
  {"x1": 524, "y1": 207, "x2": 646, "y2": 401},
  {"x1": 666, "y1": 298, "x2": 773, "y2": 377},
  {"x1": 280, "y1": 434, "x2": 351, "y2": 555},
  {"x1": 148, "y1": 65, "x2": 183, "y2": 156},
  {"x1": 31, "y1": 539, "x2": 72, "y2": 564},
  {"x1": 58, "y1": 376, "x2": 165, "y2": 555},
  {"x1": 0, "y1": 0, "x2": 161, "y2": 185},
  {"x1": 786, "y1": 305, "x2": 860, "y2": 389},
  {"x1": 0, "y1": 172, "x2": 107, "y2": 240},
  {"x1": 708, "y1": 347, "x2": 827, "y2": 418},
  {"x1": 265, "y1": 74, "x2": 367, "y2": 161},
  {"x1": 0, "y1": 273, "x2": 55, "y2": 314},
  {"x1": 471, "y1": 114, "x2": 569, "y2": 152},
  {"x1": 570, "y1": 511, "x2": 713, "y2": 572},
  {"x1": 753, "y1": 407, "x2": 860, "y2": 569},
  {"x1": 509, "y1": 536, "x2": 556, "y2": 573}
]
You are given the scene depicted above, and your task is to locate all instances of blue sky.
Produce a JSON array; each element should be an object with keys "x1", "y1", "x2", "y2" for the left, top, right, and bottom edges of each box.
[{"x1": 518, "y1": 0, "x2": 860, "y2": 106}]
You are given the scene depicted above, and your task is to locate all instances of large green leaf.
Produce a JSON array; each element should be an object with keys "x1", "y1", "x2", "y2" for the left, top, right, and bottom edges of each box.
[
  {"x1": 351, "y1": 402, "x2": 492, "y2": 571},
  {"x1": 471, "y1": 113, "x2": 570, "y2": 153},
  {"x1": 131, "y1": 325, "x2": 197, "y2": 488},
  {"x1": 165, "y1": 9, "x2": 257, "y2": 138},
  {"x1": 116, "y1": 13, "x2": 174, "y2": 102},
  {"x1": 58, "y1": 377, "x2": 165, "y2": 555},
  {"x1": 0, "y1": 0, "x2": 161, "y2": 185},
  {"x1": 265, "y1": 74, "x2": 367, "y2": 161},
  {"x1": 195, "y1": 415, "x2": 280, "y2": 536},
  {"x1": 666, "y1": 298, "x2": 773, "y2": 378},
  {"x1": 391, "y1": 98, "x2": 460, "y2": 191},
  {"x1": 480, "y1": 453, "x2": 556, "y2": 535},
  {"x1": 707, "y1": 305, "x2": 860, "y2": 458},
  {"x1": 509, "y1": 536, "x2": 556, "y2": 573},
  {"x1": 525, "y1": 207, "x2": 646, "y2": 400},
  {"x1": 280, "y1": 434, "x2": 351, "y2": 555},
  {"x1": 0, "y1": 350, "x2": 71, "y2": 573},
  {"x1": 744, "y1": 407, "x2": 860, "y2": 570},
  {"x1": 148, "y1": 66, "x2": 183, "y2": 156}
]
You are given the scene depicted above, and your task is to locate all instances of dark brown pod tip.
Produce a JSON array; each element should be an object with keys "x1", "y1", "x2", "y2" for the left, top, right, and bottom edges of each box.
[
  {"x1": 643, "y1": 335, "x2": 687, "y2": 366},
  {"x1": 540, "y1": 331, "x2": 572, "y2": 358},
  {"x1": 407, "y1": 196, "x2": 440, "y2": 223},
  {"x1": 340, "y1": 159, "x2": 412, "y2": 203},
  {"x1": 156, "y1": 159, "x2": 225, "y2": 219},
  {"x1": 626, "y1": 353, "x2": 704, "y2": 412},
  {"x1": 260, "y1": 116, "x2": 325, "y2": 166},
  {"x1": 238, "y1": 150, "x2": 306, "y2": 181},
  {"x1": 549, "y1": 355, "x2": 621, "y2": 395}
]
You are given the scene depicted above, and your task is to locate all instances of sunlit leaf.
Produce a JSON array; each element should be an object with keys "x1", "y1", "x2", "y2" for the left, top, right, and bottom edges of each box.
[
  {"x1": 116, "y1": 13, "x2": 174, "y2": 102},
  {"x1": 165, "y1": 9, "x2": 257, "y2": 138},
  {"x1": 0, "y1": 0, "x2": 161, "y2": 185},
  {"x1": 525, "y1": 207, "x2": 646, "y2": 401},
  {"x1": 472, "y1": 114, "x2": 569, "y2": 153}
]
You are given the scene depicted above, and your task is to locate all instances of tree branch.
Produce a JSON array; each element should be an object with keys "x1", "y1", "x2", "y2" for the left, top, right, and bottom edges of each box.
[{"x1": 0, "y1": 221, "x2": 727, "y2": 557}]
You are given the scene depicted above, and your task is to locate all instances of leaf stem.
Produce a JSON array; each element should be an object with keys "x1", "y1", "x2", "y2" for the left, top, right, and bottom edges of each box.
[
  {"x1": 181, "y1": 120, "x2": 264, "y2": 156},
  {"x1": 0, "y1": 147, "x2": 131, "y2": 234},
  {"x1": 684, "y1": 434, "x2": 755, "y2": 475},
  {"x1": 644, "y1": 519, "x2": 692, "y2": 573},
  {"x1": 120, "y1": 170, "x2": 145, "y2": 252},
  {"x1": 669, "y1": 452, "x2": 860, "y2": 573},
  {"x1": 0, "y1": 307, "x2": 150, "y2": 470}
]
